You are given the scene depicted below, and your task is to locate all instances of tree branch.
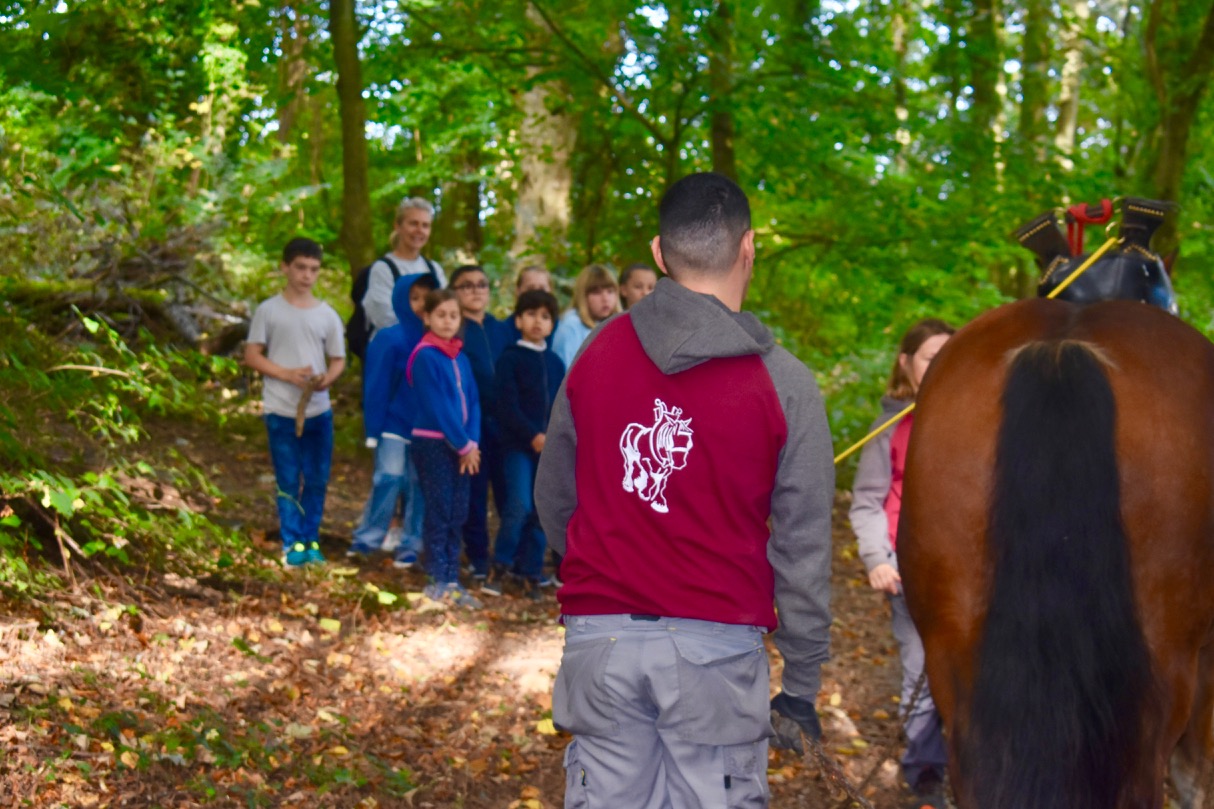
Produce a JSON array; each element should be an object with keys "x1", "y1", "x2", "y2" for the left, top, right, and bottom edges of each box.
[
  {"x1": 48, "y1": 365, "x2": 134, "y2": 378},
  {"x1": 527, "y1": 0, "x2": 671, "y2": 147},
  {"x1": 1178, "y1": 2, "x2": 1214, "y2": 104}
]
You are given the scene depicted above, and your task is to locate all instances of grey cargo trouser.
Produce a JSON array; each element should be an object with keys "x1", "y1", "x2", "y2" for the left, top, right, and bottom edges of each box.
[{"x1": 553, "y1": 614, "x2": 772, "y2": 809}]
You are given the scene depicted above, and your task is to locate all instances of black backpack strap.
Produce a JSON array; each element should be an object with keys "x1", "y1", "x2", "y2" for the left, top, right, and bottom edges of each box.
[
  {"x1": 421, "y1": 257, "x2": 440, "y2": 285},
  {"x1": 380, "y1": 255, "x2": 402, "y2": 280}
]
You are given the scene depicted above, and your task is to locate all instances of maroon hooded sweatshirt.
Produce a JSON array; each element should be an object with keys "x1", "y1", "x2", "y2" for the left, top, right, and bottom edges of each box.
[{"x1": 535, "y1": 278, "x2": 835, "y2": 698}]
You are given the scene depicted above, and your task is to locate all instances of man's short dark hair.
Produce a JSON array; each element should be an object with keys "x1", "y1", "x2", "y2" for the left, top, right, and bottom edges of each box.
[
  {"x1": 657, "y1": 173, "x2": 751, "y2": 276},
  {"x1": 514, "y1": 289, "x2": 559, "y2": 323},
  {"x1": 449, "y1": 264, "x2": 486, "y2": 288},
  {"x1": 282, "y1": 237, "x2": 323, "y2": 265},
  {"x1": 619, "y1": 262, "x2": 657, "y2": 286}
]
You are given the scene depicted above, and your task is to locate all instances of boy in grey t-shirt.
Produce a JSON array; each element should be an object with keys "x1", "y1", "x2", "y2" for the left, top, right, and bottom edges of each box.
[{"x1": 245, "y1": 238, "x2": 346, "y2": 567}]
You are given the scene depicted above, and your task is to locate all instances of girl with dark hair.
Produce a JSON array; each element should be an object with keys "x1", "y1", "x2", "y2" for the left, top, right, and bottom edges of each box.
[
  {"x1": 408, "y1": 290, "x2": 483, "y2": 609},
  {"x1": 618, "y1": 263, "x2": 658, "y2": 309},
  {"x1": 848, "y1": 318, "x2": 954, "y2": 808}
]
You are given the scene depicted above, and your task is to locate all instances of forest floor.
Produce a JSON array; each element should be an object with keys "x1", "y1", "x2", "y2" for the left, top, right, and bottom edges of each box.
[{"x1": 0, "y1": 410, "x2": 919, "y2": 809}]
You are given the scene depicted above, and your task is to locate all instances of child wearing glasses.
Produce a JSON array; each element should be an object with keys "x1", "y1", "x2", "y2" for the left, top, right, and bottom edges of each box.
[{"x1": 448, "y1": 265, "x2": 509, "y2": 580}]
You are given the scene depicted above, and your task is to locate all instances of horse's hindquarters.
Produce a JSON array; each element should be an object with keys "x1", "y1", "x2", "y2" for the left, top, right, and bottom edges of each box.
[{"x1": 899, "y1": 299, "x2": 1214, "y2": 809}]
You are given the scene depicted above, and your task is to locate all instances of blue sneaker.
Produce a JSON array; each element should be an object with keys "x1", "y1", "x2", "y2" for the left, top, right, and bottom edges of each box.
[
  {"x1": 304, "y1": 541, "x2": 325, "y2": 565},
  {"x1": 283, "y1": 542, "x2": 309, "y2": 568},
  {"x1": 392, "y1": 550, "x2": 418, "y2": 569}
]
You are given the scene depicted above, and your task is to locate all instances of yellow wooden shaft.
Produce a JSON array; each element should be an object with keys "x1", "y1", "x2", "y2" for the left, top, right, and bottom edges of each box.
[
  {"x1": 833, "y1": 402, "x2": 916, "y2": 464},
  {"x1": 1044, "y1": 236, "x2": 1122, "y2": 299},
  {"x1": 832, "y1": 236, "x2": 1122, "y2": 465}
]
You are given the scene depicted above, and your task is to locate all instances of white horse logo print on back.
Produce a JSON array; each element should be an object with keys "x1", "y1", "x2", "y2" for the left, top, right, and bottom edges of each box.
[{"x1": 620, "y1": 398, "x2": 694, "y2": 514}]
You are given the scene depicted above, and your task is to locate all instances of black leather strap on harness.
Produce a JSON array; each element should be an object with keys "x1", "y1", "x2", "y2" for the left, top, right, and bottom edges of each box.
[{"x1": 1013, "y1": 198, "x2": 1178, "y2": 314}]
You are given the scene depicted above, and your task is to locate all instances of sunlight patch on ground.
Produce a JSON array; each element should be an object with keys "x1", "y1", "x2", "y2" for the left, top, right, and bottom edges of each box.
[
  {"x1": 483, "y1": 626, "x2": 562, "y2": 696},
  {"x1": 0, "y1": 624, "x2": 68, "y2": 681},
  {"x1": 359, "y1": 620, "x2": 563, "y2": 695},
  {"x1": 364, "y1": 624, "x2": 489, "y2": 684}
]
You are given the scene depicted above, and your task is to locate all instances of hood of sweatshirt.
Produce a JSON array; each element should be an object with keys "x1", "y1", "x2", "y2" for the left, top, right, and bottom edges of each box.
[
  {"x1": 628, "y1": 277, "x2": 775, "y2": 374},
  {"x1": 878, "y1": 395, "x2": 912, "y2": 418},
  {"x1": 391, "y1": 272, "x2": 431, "y2": 346}
]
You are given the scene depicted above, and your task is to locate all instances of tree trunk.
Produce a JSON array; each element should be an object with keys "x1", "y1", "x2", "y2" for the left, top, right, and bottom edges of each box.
[
  {"x1": 891, "y1": 0, "x2": 910, "y2": 174},
  {"x1": 309, "y1": 92, "x2": 330, "y2": 215},
  {"x1": 1143, "y1": 0, "x2": 1214, "y2": 255},
  {"x1": 432, "y1": 144, "x2": 483, "y2": 262},
  {"x1": 512, "y1": 71, "x2": 576, "y2": 262},
  {"x1": 1018, "y1": 0, "x2": 1050, "y2": 162},
  {"x1": 967, "y1": 0, "x2": 1001, "y2": 185},
  {"x1": 785, "y1": 0, "x2": 817, "y2": 78},
  {"x1": 512, "y1": 8, "x2": 576, "y2": 262},
  {"x1": 329, "y1": 0, "x2": 375, "y2": 274},
  {"x1": 276, "y1": 3, "x2": 309, "y2": 143},
  {"x1": 939, "y1": 0, "x2": 964, "y2": 115},
  {"x1": 706, "y1": 0, "x2": 738, "y2": 183},
  {"x1": 574, "y1": 128, "x2": 618, "y2": 265},
  {"x1": 1053, "y1": 0, "x2": 1088, "y2": 172}
]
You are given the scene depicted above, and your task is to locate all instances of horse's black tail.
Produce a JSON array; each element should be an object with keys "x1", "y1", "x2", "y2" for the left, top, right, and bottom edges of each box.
[{"x1": 963, "y1": 340, "x2": 1155, "y2": 809}]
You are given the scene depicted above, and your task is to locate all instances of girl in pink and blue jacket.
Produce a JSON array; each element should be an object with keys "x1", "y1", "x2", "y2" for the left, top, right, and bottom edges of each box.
[{"x1": 407, "y1": 289, "x2": 482, "y2": 608}]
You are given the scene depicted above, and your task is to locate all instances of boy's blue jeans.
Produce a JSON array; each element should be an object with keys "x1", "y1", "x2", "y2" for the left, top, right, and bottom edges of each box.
[
  {"x1": 492, "y1": 449, "x2": 546, "y2": 579},
  {"x1": 265, "y1": 411, "x2": 333, "y2": 549},
  {"x1": 412, "y1": 438, "x2": 469, "y2": 585},
  {"x1": 351, "y1": 436, "x2": 424, "y2": 559}
]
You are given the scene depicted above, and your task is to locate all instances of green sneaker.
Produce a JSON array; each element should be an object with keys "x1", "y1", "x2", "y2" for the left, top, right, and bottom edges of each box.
[
  {"x1": 304, "y1": 541, "x2": 325, "y2": 565},
  {"x1": 283, "y1": 542, "x2": 309, "y2": 567}
]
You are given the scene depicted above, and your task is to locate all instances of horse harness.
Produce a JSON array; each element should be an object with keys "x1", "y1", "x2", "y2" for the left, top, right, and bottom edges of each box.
[{"x1": 1015, "y1": 197, "x2": 1178, "y2": 314}]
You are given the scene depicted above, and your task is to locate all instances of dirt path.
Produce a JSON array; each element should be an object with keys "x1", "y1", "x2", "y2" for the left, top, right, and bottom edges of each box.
[{"x1": 0, "y1": 418, "x2": 915, "y2": 808}]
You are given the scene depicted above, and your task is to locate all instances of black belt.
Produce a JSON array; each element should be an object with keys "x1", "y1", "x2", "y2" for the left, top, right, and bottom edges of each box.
[{"x1": 630, "y1": 614, "x2": 661, "y2": 621}]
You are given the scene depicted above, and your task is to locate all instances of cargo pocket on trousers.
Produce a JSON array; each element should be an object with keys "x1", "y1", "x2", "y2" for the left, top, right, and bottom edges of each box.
[
  {"x1": 552, "y1": 637, "x2": 619, "y2": 736},
  {"x1": 563, "y1": 740, "x2": 589, "y2": 809},
  {"x1": 724, "y1": 741, "x2": 769, "y2": 809},
  {"x1": 664, "y1": 631, "x2": 770, "y2": 745}
]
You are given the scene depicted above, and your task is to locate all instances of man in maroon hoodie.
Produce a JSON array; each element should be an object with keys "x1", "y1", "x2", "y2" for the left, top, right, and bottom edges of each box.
[{"x1": 537, "y1": 172, "x2": 834, "y2": 807}]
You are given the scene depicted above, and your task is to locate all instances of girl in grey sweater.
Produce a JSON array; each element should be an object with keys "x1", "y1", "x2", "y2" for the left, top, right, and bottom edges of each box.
[{"x1": 848, "y1": 318, "x2": 953, "y2": 807}]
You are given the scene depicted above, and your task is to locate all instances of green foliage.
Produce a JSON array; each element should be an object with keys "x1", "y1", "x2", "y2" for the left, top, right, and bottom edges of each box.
[
  {"x1": 0, "y1": 303, "x2": 257, "y2": 597},
  {"x1": 4, "y1": 0, "x2": 1214, "y2": 515}
]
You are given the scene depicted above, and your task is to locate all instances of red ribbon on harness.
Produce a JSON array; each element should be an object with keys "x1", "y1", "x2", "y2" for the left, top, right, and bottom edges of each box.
[{"x1": 1066, "y1": 199, "x2": 1114, "y2": 254}]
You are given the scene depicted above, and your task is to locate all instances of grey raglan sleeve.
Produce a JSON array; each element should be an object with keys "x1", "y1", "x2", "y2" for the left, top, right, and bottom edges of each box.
[
  {"x1": 763, "y1": 348, "x2": 835, "y2": 699},
  {"x1": 849, "y1": 425, "x2": 896, "y2": 574},
  {"x1": 535, "y1": 377, "x2": 577, "y2": 556},
  {"x1": 363, "y1": 261, "x2": 399, "y2": 333}
]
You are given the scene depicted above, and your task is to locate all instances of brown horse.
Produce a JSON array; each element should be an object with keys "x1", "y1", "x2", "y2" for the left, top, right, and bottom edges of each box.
[{"x1": 899, "y1": 297, "x2": 1214, "y2": 809}]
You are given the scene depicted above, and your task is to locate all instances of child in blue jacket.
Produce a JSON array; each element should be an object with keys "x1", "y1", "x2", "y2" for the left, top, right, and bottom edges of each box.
[
  {"x1": 482, "y1": 290, "x2": 565, "y2": 600},
  {"x1": 349, "y1": 272, "x2": 437, "y2": 566},
  {"x1": 408, "y1": 289, "x2": 483, "y2": 608}
]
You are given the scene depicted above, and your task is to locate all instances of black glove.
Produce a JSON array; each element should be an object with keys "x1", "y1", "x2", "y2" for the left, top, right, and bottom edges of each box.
[{"x1": 770, "y1": 692, "x2": 822, "y2": 753}]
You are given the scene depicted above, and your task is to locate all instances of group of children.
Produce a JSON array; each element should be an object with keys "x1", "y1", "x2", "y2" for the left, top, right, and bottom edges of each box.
[
  {"x1": 244, "y1": 233, "x2": 949, "y2": 802},
  {"x1": 244, "y1": 235, "x2": 660, "y2": 609}
]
